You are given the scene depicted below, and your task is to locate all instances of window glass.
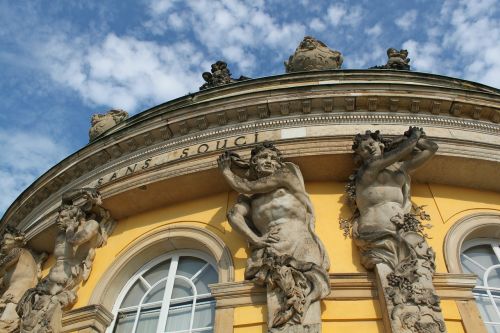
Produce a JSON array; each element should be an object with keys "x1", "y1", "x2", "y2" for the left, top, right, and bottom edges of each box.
[
  {"x1": 461, "y1": 240, "x2": 500, "y2": 333},
  {"x1": 110, "y1": 253, "x2": 217, "y2": 333}
]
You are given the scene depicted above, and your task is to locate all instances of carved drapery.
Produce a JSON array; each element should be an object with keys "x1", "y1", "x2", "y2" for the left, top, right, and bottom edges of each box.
[
  {"x1": 345, "y1": 128, "x2": 446, "y2": 333},
  {"x1": 218, "y1": 142, "x2": 330, "y2": 333}
]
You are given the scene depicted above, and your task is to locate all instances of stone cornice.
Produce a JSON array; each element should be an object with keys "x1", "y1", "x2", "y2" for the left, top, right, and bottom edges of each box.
[
  {"x1": 209, "y1": 273, "x2": 477, "y2": 308},
  {"x1": 2, "y1": 70, "x2": 500, "y2": 235}
]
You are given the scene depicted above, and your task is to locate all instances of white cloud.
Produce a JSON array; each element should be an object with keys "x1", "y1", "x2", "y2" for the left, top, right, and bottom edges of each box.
[
  {"x1": 0, "y1": 130, "x2": 69, "y2": 215},
  {"x1": 309, "y1": 18, "x2": 326, "y2": 32},
  {"x1": 326, "y1": 4, "x2": 364, "y2": 27},
  {"x1": 365, "y1": 23, "x2": 382, "y2": 37},
  {"x1": 37, "y1": 33, "x2": 204, "y2": 112},
  {"x1": 145, "y1": 0, "x2": 306, "y2": 73},
  {"x1": 327, "y1": 4, "x2": 346, "y2": 26},
  {"x1": 395, "y1": 10, "x2": 418, "y2": 31},
  {"x1": 402, "y1": 39, "x2": 443, "y2": 73}
]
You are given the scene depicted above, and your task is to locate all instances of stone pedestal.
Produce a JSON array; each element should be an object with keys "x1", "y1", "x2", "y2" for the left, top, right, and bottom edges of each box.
[
  {"x1": 267, "y1": 285, "x2": 322, "y2": 333},
  {"x1": 375, "y1": 263, "x2": 447, "y2": 333}
]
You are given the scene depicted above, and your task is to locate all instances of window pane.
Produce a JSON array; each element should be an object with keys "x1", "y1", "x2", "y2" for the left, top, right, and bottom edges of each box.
[
  {"x1": 171, "y1": 278, "x2": 193, "y2": 299},
  {"x1": 144, "y1": 282, "x2": 166, "y2": 304},
  {"x1": 462, "y1": 256, "x2": 485, "y2": 285},
  {"x1": 121, "y1": 280, "x2": 147, "y2": 308},
  {"x1": 136, "y1": 308, "x2": 160, "y2": 332},
  {"x1": 193, "y1": 301, "x2": 215, "y2": 329},
  {"x1": 474, "y1": 294, "x2": 500, "y2": 333},
  {"x1": 165, "y1": 301, "x2": 193, "y2": 332},
  {"x1": 465, "y1": 245, "x2": 498, "y2": 270},
  {"x1": 177, "y1": 256, "x2": 206, "y2": 279},
  {"x1": 486, "y1": 267, "x2": 500, "y2": 289},
  {"x1": 114, "y1": 312, "x2": 135, "y2": 333},
  {"x1": 194, "y1": 266, "x2": 218, "y2": 295},
  {"x1": 144, "y1": 259, "x2": 170, "y2": 285}
]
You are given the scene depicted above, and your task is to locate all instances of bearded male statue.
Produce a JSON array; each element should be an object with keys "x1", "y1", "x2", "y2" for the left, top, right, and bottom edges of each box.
[{"x1": 218, "y1": 142, "x2": 330, "y2": 333}]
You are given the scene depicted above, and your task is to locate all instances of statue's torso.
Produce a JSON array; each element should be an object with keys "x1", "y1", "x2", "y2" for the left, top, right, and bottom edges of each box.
[
  {"x1": 250, "y1": 188, "x2": 320, "y2": 262},
  {"x1": 355, "y1": 165, "x2": 409, "y2": 236}
]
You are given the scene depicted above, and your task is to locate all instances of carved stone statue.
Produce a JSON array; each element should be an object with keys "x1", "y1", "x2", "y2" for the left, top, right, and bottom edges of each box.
[
  {"x1": 370, "y1": 48, "x2": 410, "y2": 70},
  {"x1": 0, "y1": 228, "x2": 46, "y2": 332},
  {"x1": 285, "y1": 36, "x2": 343, "y2": 73},
  {"x1": 17, "y1": 188, "x2": 115, "y2": 333},
  {"x1": 89, "y1": 109, "x2": 128, "y2": 141},
  {"x1": 346, "y1": 128, "x2": 445, "y2": 332},
  {"x1": 199, "y1": 60, "x2": 250, "y2": 90},
  {"x1": 218, "y1": 142, "x2": 330, "y2": 333}
]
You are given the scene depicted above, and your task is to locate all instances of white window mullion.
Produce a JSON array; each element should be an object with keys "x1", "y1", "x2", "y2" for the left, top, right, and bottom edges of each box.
[
  {"x1": 187, "y1": 278, "x2": 198, "y2": 333},
  {"x1": 191, "y1": 263, "x2": 209, "y2": 282},
  {"x1": 492, "y1": 244, "x2": 500, "y2": 263},
  {"x1": 157, "y1": 255, "x2": 179, "y2": 333}
]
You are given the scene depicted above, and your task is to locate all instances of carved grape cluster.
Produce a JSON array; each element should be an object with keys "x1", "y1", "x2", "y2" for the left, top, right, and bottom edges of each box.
[{"x1": 387, "y1": 272, "x2": 413, "y2": 293}]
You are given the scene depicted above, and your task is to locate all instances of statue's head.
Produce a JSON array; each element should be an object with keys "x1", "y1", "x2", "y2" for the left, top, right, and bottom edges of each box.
[
  {"x1": 250, "y1": 142, "x2": 283, "y2": 177},
  {"x1": 1, "y1": 226, "x2": 25, "y2": 252},
  {"x1": 352, "y1": 130, "x2": 385, "y2": 163}
]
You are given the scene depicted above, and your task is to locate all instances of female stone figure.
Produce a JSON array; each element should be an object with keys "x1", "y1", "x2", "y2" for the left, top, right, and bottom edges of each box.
[
  {"x1": 218, "y1": 142, "x2": 330, "y2": 333},
  {"x1": 349, "y1": 127, "x2": 445, "y2": 333}
]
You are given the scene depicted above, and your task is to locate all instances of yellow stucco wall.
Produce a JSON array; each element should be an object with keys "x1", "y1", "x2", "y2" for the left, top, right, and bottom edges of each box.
[{"x1": 71, "y1": 181, "x2": 500, "y2": 331}]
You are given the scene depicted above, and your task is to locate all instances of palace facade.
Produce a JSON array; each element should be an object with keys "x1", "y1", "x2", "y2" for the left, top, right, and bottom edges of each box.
[{"x1": 1, "y1": 39, "x2": 500, "y2": 333}]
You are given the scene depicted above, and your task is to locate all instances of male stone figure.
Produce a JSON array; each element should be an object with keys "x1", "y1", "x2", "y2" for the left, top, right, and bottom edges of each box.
[
  {"x1": 348, "y1": 127, "x2": 445, "y2": 332},
  {"x1": 0, "y1": 228, "x2": 45, "y2": 332},
  {"x1": 17, "y1": 188, "x2": 114, "y2": 333},
  {"x1": 218, "y1": 142, "x2": 330, "y2": 333}
]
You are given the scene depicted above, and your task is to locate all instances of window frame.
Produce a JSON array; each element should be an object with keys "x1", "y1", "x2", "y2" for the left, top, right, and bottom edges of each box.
[
  {"x1": 108, "y1": 249, "x2": 218, "y2": 333},
  {"x1": 461, "y1": 238, "x2": 500, "y2": 331}
]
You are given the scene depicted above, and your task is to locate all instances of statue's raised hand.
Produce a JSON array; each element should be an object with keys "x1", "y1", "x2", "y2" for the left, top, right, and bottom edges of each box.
[
  {"x1": 217, "y1": 151, "x2": 232, "y2": 171},
  {"x1": 404, "y1": 126, "x2": 424, "y2": 139}
]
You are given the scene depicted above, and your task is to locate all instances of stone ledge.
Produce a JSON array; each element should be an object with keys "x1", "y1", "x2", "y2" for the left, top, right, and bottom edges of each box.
[
  {"x1": 62, "y1": 304, "x2": 113, "y2": 333},
  {"x1": 210, "y1": 273, "x2": 477, "y2": 308}
]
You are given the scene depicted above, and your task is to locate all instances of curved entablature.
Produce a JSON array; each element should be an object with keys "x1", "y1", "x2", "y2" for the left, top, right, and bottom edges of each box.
[{"x1": 2, "y1": 70, "x2": 500, "y2": 248}]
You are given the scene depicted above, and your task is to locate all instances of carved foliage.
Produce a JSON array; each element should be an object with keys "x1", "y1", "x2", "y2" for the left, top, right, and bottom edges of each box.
[
  {"x1": 17, "y1": 188, "x2": 115, "y2": 333},
  {"x1": 285, "y1": 36, "x2": 343, "y2": 73}
]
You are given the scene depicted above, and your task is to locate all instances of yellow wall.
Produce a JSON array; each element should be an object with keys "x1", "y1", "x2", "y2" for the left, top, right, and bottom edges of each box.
[{"x1": 72, "y1": 181, "x2": 500, "y2": 331}]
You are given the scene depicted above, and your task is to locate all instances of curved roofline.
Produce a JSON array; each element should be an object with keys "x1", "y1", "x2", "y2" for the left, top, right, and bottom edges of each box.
[{"x1": 2, "y1": 69, "x2": 500, "y2": 224}]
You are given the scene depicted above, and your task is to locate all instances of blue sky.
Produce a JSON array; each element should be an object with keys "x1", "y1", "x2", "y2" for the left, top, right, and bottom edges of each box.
[{"x1": 1, "y1": 0, "x2": 499, "y2": 215}]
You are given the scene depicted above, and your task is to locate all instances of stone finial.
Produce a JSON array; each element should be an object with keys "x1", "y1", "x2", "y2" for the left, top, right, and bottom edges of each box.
[
  {"x1": 199, "y1": 60, "x2": 250, "y2": 90},
  {"x1": 89, "y1": 109, "x2": 129, "y2": 142},
  {"x1": 285, "y1": 36, "x2": 343, "y2": 73},
  {"x1": 371, "y1": 48, "x2": 411, "y2": 70}
]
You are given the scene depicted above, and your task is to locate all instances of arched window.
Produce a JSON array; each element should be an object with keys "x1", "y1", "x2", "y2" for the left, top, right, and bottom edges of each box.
[
  {"x1": 461, "y1": 239, "x2": 500, "y2": 333},
  {"x1": 109, "y1": 250, "x2": 218, "y2": 333}
]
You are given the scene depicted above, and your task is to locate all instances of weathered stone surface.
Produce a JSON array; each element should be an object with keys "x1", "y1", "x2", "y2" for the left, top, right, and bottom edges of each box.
[
  {"x1": 371, "y1": 48, "x2": 410, "y2": 70},
  {"x1": 285, "y1": 36, "x2": 343, "y2": 73},
  {"x1": 89, "y1": 109, "x2": 128, "y2": 141},
  {"x1": 199, "y1": 60, "x2": 250, "y2": 90},
  {"x1": 17, "y1": 188, "x2": 115, "y2": 333},
  {"x1": 0, "y1": 228, "x2": 46, "y2": 332},
  {"x1": 345, "y1": 128, "x2": 446, "y2": 332},
  {"x1": 218, "y1": 142, "x2": 330, "y2": 333}
]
